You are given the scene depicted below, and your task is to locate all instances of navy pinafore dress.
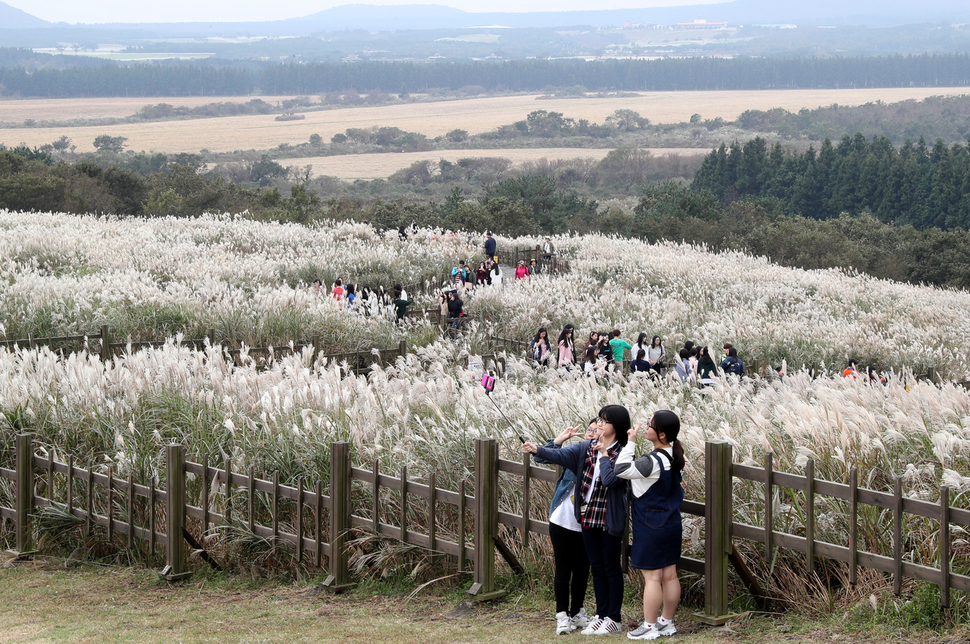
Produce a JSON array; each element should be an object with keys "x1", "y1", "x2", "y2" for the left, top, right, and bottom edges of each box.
[{"x1": 630, "y1": 450, "x2": 684, "y2": 571}]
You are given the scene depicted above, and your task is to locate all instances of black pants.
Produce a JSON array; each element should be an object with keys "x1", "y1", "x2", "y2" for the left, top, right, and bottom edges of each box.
[
  {"x1": 549, "y1": 522, "x2": 589, "y2": 615},
  {"x1": 582, "y1": 527, "x2": 624, "y2": 623}
]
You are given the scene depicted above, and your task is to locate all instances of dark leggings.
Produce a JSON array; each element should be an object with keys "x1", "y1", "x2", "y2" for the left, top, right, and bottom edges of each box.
[
  {"x1": 582, "y1": 527, "x2": 624, "y2": 623},
  {"x1": 549, "y1": 522, "x2": 589, "y2": 615}
]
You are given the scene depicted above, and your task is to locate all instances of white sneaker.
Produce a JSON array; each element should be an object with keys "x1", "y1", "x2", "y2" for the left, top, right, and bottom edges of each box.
[
  {"x1": 592, "y1": 617, "x2": 621, "y2": 635},
  {"x1": 627, "y1": 622, "x2": 656, "y2": 640},
  {"x1": 570, "y1": 607, "x2": 590, "y2": 630},
  {"x1": 650, "y1": 620, "x2": 676, "y2": 639},
  {"x1": 557, "y1": 611, "x2": 575, "y2": 635},
  {"x1": 581, "y1": 616, "x2": 603, "y2": 635}
]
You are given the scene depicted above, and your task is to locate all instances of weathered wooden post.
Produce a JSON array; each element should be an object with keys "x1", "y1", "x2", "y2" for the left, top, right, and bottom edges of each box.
[
  {"x1": 322, "y1": 441, "x2": 354, "y2": 591},
  {"x1": 468, "y1": 438, "x2": 506, "y2": 601},
  {"x1": 100, "y1": 325, "x2": 111, "y2": 364},
  {"x1": 6, "y1": 434, "x2": 36, "y2": 558},
  {"x1": 694, "y1": 440, "x2": 736, "y2": 624},
  {"x1": 161, "y1": 444, "x2": 191, "y2": 580}
]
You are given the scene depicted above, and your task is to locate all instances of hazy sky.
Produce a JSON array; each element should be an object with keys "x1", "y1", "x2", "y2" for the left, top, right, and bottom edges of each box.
[{"x1": 6, "y1": 0, "x2": 723, "y2": 24}]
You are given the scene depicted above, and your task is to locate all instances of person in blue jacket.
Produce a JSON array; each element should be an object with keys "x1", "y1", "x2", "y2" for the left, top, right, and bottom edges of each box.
[
  {"x1": 531, "y1": 420, "x2": 598, "y2": 634},
  {"x1": 523, "y1": 405, "x2": 631, "y2": 636},
  {"x1": 616, "y1": 410, "x2": 685, "y2": 641}
]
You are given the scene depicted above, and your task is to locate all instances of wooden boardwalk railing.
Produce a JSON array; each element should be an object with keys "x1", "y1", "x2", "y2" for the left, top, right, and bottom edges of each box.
[{"x1": 2, "y1": 437, "x2": 966, "y2": 618}]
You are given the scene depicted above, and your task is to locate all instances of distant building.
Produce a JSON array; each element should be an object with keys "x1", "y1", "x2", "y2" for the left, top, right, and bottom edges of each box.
[{"x1": 677, "y1": 20, "x2": 726, "y2": 29}]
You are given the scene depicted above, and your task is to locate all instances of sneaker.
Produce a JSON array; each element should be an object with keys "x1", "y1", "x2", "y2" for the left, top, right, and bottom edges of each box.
[
  {"x1": 557, "y1": 611, "x2": 575, "y2": 635},
  {"x1": 650, "y1": 620, "x2": 676, "y2": 638},
  {"x1": 627, "y1": 622, "x2": 656, "y2": 640},
  {"x1": 592, "y1": 617, "x2": 621, "y2": 635},
  {"x1": 581, "y1": 617, "x2": 603, "y2": 635},
  {"x1": 570, "y1": 608, "x2": 590, "y2": 630}
]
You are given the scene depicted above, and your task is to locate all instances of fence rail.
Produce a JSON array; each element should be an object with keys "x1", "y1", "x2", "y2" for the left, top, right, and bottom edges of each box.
[
  {"x1": 2, "y1": 437, "x2": 965, "y2": 617},
  {"x1": 0, "y1": 326, "x2": 408, "y2": 375}
]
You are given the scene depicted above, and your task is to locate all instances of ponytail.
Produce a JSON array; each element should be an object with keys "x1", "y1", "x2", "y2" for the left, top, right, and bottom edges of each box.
[
  {"x1": 652, "y1": 409, "x2": 685, "y2": 473},
  {"x1": 671, "y1": 439, "x2": 685, "y2": 473}
]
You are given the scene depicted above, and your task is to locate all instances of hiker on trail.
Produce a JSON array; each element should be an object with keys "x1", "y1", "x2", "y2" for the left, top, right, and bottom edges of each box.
[
  {"x1": 392, "y1": 292, "x2": 412, "y2": 323},
  {"x1": 608, "y1": 329, "x2": 632, "y2": 371},
  {"x1": 631, "y1": 349, "x2": 652, "y2": 373},
  {"x1": 647, "y1": 336, "x2": 666, "y2": 375},
  {"x1": 558, "y1": 325, "x2": 575, "y2": 368},
  {"x1": 531, "y1": 327, "x2": 553, "y2": 366},
  {"x1": 530, "y1": 258, "x2": 540, "y2": 276},
  {"x1": 720, "y1": 345, "x2": 745, "y2": 378},
  {"x1": 447, "y1": 292, "x2": 464, "y2": 328},
  {"x1": 697, "y1": 346, "x2": 718, "y2": 386},
  {"x1": 484, "y1": 231, "x2": 497, "y2": 261},
  {"x1": 543, "y1": 236, "x2": 556, "y2": 259},
  {"x1": 330, "y1": 279, "x2": 345, "y2": 301},
  {"x1": 515, "y1": 260, "x2": 529, "y2": 280},
  {"x1": 617, "y1": 410, "x2": 685, "y2": 641}
]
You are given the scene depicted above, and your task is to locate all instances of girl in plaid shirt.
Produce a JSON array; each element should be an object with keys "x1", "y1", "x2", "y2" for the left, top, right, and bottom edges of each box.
[{"x1": 524, "y1": 405, "x2": 631, "y2": 635}]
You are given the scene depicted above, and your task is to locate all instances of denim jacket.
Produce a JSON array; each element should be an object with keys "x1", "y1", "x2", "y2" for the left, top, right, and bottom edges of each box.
[
  {"x1": 534, "y1": 439, "x2": 629, "y2": 537},
  {"x1": 533, "y1": 438, "x2": 577, "y2": 520}
]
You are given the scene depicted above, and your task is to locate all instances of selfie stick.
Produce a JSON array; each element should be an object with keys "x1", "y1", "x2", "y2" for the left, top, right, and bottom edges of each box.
[{"x1": 481, "y1": 373, "x2": 526, "y2": 443}]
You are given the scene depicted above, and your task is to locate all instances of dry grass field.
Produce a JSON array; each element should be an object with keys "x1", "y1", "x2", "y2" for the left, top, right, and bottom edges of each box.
[
  {"x1": 1, "y1": 88, "x2": 967, "y2": 154},
  {"x1": 280, "y1": 147, "x2": 702, "y2": 179}
]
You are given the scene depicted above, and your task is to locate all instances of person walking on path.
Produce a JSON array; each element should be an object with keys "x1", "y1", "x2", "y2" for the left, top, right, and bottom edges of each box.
[
  {"x1": 558, "y1": 325, "x2": 575, "y2": 368},
  {"x1": 616, "y1": 410, "x2": 685, "y2": 641},
  {"x1": 609, "y1": 329, "x2": 633, "y2": 372},
  {"x1": 523, "y1": 405, "x2": 631, "y2": 636},
  {"x1": 484, "y1": 231, "x2": 497, "y2": 261},
  {"x1": 529, "y1": 421, "x2": 598, "y2": 635}
]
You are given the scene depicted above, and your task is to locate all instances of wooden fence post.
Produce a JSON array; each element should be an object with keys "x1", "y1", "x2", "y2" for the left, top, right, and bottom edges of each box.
[
  {"x1": 6, "y1": 434, "x2": 36, "y2": 558},
  {"x1": 100, "y1": 325, "x2": 111, "y2": 364},
  {"x1": 322, "y1": 441, "x2": 354, "y2": 591},
  {"x1": 468, "y1": 438, "x2": 506, "y2": 601},
  {"x1": 695, "y1": 440, "x2": 737, "y2": 625},
  {"x1": 161, "y1": 444, "x2": 191, "y2": 580}
]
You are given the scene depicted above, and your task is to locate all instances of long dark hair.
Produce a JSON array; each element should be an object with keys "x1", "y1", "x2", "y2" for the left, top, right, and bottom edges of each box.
[
  {"x1": 557, "y1": 324, "x2": 574, "y2": 347},
  {"x1": 698, "y1": 346, "x2": 717, "y2": 368},
  {"x1": 652, "y1": 410, "x2": 685, "y2": 472},
  {"x1": 533, "y1": 327, "x2": 550, "y2": 346},
  {"x1": 651, "y1": 335, "x2": 662, "y2": 348},
  {"x1": 636, "y1": 332, "x2": 648, "y2": 348},
  {"x1": 598, "y1": 404, "x2": 630, "y2": 447}
]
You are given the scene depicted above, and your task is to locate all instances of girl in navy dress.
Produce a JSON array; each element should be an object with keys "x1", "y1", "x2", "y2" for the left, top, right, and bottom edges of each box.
[{"x1": 615, "y1": 410, "x2": 685, "y2": 640}]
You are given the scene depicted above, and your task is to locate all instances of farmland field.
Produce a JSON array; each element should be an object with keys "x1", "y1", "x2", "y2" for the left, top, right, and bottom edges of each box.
[
  {"x1": 2, "y1": 87, "x2": 968, "y2": 153},
  {"x1": 279, "y1": 148, "x2": 702, "y2": 179}
]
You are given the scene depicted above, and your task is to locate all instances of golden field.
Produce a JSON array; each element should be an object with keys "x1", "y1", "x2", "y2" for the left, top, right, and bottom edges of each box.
[
  {"x1": 279, "y1": 147, "x2": 702, "y2": 179},
  {"x1": 1, "y1": 87, "x2": 968, "y2": 154}
]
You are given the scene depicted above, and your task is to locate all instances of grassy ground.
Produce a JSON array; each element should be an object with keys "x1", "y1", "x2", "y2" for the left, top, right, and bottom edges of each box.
[{"x1": 1, "y1": 555, "x2": 967, "y2": 644}]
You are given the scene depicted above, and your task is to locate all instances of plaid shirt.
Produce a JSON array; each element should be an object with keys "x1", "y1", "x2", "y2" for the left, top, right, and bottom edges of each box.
[{"x1": 579, "y1": 440, "x2": 621, "y2": 530}]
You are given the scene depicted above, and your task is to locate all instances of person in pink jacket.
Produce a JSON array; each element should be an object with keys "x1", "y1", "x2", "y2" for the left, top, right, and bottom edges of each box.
[{"x1": 515, "y1": 260, "x2": 529, "y2": 280}]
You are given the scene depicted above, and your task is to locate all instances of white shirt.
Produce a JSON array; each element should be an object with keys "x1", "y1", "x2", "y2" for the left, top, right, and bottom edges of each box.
[{"x1": 616, "y1": 443, "x2": 673, "y2": 498}]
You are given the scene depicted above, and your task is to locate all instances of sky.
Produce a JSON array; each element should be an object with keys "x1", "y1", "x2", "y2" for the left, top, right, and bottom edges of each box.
[{"x1": 5, "y1": 0, "x2": 723, "y2": 24}]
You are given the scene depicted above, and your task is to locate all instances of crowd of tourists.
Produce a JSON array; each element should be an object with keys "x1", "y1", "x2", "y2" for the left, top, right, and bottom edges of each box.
[
  {"x1": 523, "y1": 405, "x2": 685, "y2": 639},
  {"x1": 313, "y1": 278, "x2": 414, "y2": 322},
  {"x1": 530, "y1": 326, "x2": 747, "y2": 384}
]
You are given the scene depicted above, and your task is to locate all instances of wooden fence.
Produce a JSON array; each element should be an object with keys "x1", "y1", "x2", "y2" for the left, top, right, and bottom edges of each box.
[
  {"x1": 2, "y1": 437, "x2": 965, "y2": 618},
  {"x1": 0, "y1": 326, "x2": 408, "y2": 375},
  {"x1": 510, "y1": 245, "x2": 571, "y2": 275}
]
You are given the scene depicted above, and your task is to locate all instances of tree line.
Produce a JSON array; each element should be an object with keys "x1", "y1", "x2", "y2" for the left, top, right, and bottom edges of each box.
[
  {"x1": 6, "y1": 143, "x2": 970, "y2": 289},
  {"x1": 3, "y1": 52, "x2": 970, "y2": 98},
  {"x1": 692, "y1": 135, "x2": 970, "y2": 231}
]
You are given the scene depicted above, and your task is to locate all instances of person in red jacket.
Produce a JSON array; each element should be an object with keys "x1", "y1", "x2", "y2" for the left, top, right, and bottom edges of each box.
[{"x1": 514, "y1": 260, "x2": 529, "y2": 280}]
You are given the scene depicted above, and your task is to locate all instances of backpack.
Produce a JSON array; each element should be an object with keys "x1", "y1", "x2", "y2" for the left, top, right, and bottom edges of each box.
[{"x1": 723, "y1": 357, "x2": 744, "y2": 377}]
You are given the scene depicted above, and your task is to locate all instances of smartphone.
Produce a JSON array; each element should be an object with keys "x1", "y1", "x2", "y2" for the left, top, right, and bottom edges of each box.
[{"x1": 480, "y1": 373, "x2": 495, "y2": 392}]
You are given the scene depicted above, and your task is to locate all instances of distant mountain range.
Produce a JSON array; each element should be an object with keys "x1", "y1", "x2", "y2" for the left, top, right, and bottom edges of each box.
[{"x1": 2, "y1": 0, "x2": 969, "y2": 36}]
